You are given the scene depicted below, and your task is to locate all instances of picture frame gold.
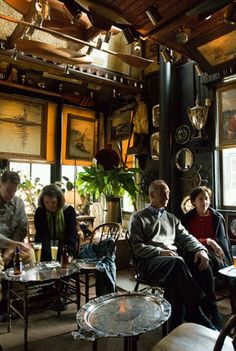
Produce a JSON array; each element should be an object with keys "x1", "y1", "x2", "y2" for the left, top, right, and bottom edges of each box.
[
  {"x1": 0, "y1": 93, "x2": 47, "y2": 159},
  {"x1": 66, "y1": 113, "x2": 97, "y2": 160},
  {"x1": 107, "y1": 103, "x2": 135, "y2": 143},
  {"x1": 217, "y1": 83, "x2": 236, "y2": 147}
]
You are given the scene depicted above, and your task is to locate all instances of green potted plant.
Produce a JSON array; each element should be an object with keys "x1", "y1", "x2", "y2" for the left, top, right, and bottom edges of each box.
[{"x1": 76, "y1": 161, "x2": 139, "y2": 222}]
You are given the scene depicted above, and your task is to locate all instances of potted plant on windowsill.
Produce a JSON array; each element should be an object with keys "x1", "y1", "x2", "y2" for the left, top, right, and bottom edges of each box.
[{"x1": 76, "y1": 160, "x2": 139, "y2": 223}]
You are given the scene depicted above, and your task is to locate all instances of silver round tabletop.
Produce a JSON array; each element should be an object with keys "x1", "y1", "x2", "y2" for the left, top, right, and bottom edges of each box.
[
  {"x1": 73, "y1": 290, "x2": 171, "y2": 341},
  {"x1": 0, "y1": 261, "x2": 79, "y2": 282}
]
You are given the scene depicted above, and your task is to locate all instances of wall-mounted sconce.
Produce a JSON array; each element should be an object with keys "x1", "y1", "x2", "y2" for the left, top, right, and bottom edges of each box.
[
  {"x1": 224, "y1": 1, "x2": 236, "y2": 24},
  {"x1": 11, "y1": 51, "x2": 18, "y2": 61},
  {"x1": 64, "y1": 65, "x2": 70, "y2": 75},
  {"x1": 145, "y1": 3, "x2": 162, "y2": 26},
  {"x1": 96, "y1": 37, "x2": 103, "y2": 50},
  {"x1": 160, "y1": 47, "x2": 172, "y2": 63},
  {"x1": 122, "y1": 27, "x2": 135, "y2": 45},
  {"x1": 176, "y1": 27, "x2": 191, "y2": 44},
  {"x1": 104, "y1": 32, "x2": 112, "y2": 43},
  {"x1": 194, "y1": 63, "x2": 204, "y2": 76},
  {"x1": 86, "y1": 46, "x2": 94, "y2": 55}
]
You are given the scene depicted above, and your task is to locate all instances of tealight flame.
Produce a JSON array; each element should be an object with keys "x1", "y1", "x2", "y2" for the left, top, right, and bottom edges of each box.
[{"x1": 119, "y1": 299, "x2": 127, "y2": 314}]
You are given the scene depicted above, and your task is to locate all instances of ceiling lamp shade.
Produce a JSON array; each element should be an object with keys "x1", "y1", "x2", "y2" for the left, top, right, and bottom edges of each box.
[
  {"x1": 145, "y1": 4, "x2": 162, "y2": 26},
  {"x1": 224, "y1": 1, "x2": 236, "y2": 24}
]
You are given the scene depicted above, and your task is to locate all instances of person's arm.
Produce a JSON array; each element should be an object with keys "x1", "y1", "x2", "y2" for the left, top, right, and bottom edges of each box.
[
  {"x1": 128, "y1": 211, "x2": 161, "y2": 258},
  {"x1": 34, "y1": 207, "x2": 45, "y2": 243},
  {"x1": 64, "y1": 206, "x2": 77, "y2": 257},
  {"x1": 11, "y1": 197, "x2": 28, "y2": 242}
]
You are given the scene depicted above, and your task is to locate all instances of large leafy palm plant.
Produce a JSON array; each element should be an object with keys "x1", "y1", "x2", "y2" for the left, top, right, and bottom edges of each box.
[{"x1": 76, "y1": 163, "x2": 139, "y2": 204}]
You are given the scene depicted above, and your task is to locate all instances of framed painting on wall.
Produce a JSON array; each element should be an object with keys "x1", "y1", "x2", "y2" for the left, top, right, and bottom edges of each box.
[
  {"x1": 107, "y1": 103, "x2": 135, "y2": 143},
  {"x1": 0, "y1": 93, "x2": 47, "y2": 159},
  {"x1": 66, "y1": 114, "x2": 97, "y2": 161},
  {"x1": 217, "y1": 83, "x2": 236, "y2": 147}
]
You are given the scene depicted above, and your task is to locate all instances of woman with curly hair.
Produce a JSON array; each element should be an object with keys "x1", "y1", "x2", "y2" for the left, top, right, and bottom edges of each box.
[{"x1": 34, "y1": 184, "x2": 77, "y2": 262}]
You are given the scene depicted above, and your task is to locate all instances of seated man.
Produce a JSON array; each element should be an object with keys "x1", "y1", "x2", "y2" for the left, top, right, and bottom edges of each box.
[
  {"x1": 0, "y1": 171, "x2": 33, "y2": 321},
  {"x1": 128, "y1": 179, "x2": 220, "y2": 331}
]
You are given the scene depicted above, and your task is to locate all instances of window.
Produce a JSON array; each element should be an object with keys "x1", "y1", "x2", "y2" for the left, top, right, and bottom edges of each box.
[
  {"x1": 222, "y1": 148, "x2": 236, "y2": 207},
  {"x1": 10, "y1": 161, "x2": 50, "y2": 185},
  {"x1": 217, "y1": 81, "x2": 236, "y2": 208}
]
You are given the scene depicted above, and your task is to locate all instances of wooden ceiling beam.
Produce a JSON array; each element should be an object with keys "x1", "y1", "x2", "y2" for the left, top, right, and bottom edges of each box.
[{"x1": 8, "y1": 2, "x2": 36, "y2": 49}]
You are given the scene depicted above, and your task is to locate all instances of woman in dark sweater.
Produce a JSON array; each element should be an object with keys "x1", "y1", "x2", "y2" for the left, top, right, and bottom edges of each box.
[
  {"x1": 182, "y1": 186, "x2": 232, "y2": 274},
  {"x1": 34, "y1": 184, "x2": 77, "y2": 262}
]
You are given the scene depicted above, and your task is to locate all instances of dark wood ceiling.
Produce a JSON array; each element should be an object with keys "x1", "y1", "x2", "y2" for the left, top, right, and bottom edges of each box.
[{"x1": 0, "y1": 0, "x2": 235, "y2": 103}]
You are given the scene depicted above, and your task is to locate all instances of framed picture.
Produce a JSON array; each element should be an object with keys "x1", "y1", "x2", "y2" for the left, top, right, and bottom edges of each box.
[
  {"x1": 152, "y1": 104, "x2": 159, "y2": 128},
  {"x1": 66, "y1": 114, "x2": 97, "y2": 160},
  {"x1": 217, "y1": 83, "x2": 236, "y2": 147},
  {"x1": 186, "y1": 25, "x2": 236, "y2": 74},
  {"x1": 150, "y1": 132, "x2": 160, "y2": 160},
  {"x1": 0, "y1": 93, "x2": 47, "y2": 159},
  {"x1": 107, "y1": 103, "x2": 135, "y2": 143}
]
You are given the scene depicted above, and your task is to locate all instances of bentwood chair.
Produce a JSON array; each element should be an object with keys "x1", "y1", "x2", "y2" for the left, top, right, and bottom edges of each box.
[
  {"x1": 125, "y1": 230, "x2": 168, "y2": 336},
  {"x1": 77, "y1": 222, "x2": 122, "y2": 304},
  {"x1": 151, "y1": 314, "x2": 236, "y2": 351}
]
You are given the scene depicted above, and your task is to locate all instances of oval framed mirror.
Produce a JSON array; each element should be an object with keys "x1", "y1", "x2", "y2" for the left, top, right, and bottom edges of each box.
[{"x1": 175, "y1": 148, "x2": 194, "y2": 171}]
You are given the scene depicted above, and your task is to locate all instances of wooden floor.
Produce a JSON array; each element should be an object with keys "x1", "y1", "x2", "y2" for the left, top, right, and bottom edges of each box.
[{"x1": 0, "y1": 269, "x2": 233, "y2": 351}]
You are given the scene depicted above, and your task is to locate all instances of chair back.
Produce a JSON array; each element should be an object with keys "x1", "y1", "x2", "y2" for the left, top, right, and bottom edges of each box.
[
  {"x1": 214, "y1": 314, "x2": 236, "y2": 351},
  {"x1": 90, "y1": 222, "x2": 122, "y2": 256},
  {"x1": 125, "y1": 230, "x2": 140, "y2": 278}
]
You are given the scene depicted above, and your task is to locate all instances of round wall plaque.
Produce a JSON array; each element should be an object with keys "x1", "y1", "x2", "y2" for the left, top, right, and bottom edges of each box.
[{"x1": 175, "y1": 124, "x2": 191, "y2": 145}]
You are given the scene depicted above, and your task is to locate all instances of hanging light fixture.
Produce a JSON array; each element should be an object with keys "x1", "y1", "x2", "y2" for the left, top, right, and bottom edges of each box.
[
  {"x1": 104, "y1": 32, "x2": 112, "y2": 43},
  {"x1": 145, "y1": 4, "x2": 162, "y2": 26},
  {"x1": 224, "y1": 1, "x2": 236, "y2": 24},
  {"x1": 160, "y1": 47, "x2": 172, "y2": 63}
]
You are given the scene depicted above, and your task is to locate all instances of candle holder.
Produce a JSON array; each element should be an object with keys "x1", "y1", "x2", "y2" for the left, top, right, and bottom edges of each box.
[{"x1": 187, "y1": 98, "x2": 211, "y2": 139}]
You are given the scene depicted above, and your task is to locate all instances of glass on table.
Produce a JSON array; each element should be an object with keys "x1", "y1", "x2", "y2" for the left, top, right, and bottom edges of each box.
[
  {"x1": 33, "y1": 242, "x2": 42, "y2": 264},
  {"x1": 232, "y1": 245, "x2": 236, "y2": 267},
  {"x1": 50, "y1": 240, "x2": 58, "y2": 261}
]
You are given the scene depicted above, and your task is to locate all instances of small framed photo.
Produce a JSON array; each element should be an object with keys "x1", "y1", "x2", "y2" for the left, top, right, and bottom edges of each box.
[
  {"x1": 150, "y1": 132, "x2": 160, "y2": 160},
  {"x1": 66, "y1": 114, "x2": 97, "y2": 161}
]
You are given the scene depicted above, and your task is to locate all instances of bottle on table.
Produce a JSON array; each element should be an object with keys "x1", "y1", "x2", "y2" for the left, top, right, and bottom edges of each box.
[
  {"x1": 61, "y1": 244, "x2": 69, "y2": 268},
  {"x1": 13, "y1": 246, "x2": 22, "y2": 275}
]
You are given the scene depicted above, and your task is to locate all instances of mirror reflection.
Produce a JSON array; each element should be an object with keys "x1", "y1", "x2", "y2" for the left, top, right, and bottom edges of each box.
[{"x1": 175, "y1": 148, "x2": 193, "y2": 171}]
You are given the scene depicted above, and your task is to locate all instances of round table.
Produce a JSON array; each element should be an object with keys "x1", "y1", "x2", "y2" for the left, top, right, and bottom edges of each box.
[{"x1": 72, "y1": 289, "x2": 171, "y2": 351}]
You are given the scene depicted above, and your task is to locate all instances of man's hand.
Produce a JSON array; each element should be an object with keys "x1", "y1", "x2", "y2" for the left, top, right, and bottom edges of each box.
[
  {"x1": 194, "y1": 250, "x2": 209, "y2": 271},
  {"x1": 160, "y1": 250, "x2": 178, "y2": 257}
]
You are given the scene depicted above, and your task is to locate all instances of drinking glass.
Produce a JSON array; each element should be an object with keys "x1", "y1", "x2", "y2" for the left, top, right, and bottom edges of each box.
[
  {"x1": 33, "y1": 242, "x2": 42, "y2": 264},
  {"x1": 232, "y1": 245, "x2": 236, "y2": 268},
  {"x1": 50, "y1": 240, "x2": 58, "y2": 262}
]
